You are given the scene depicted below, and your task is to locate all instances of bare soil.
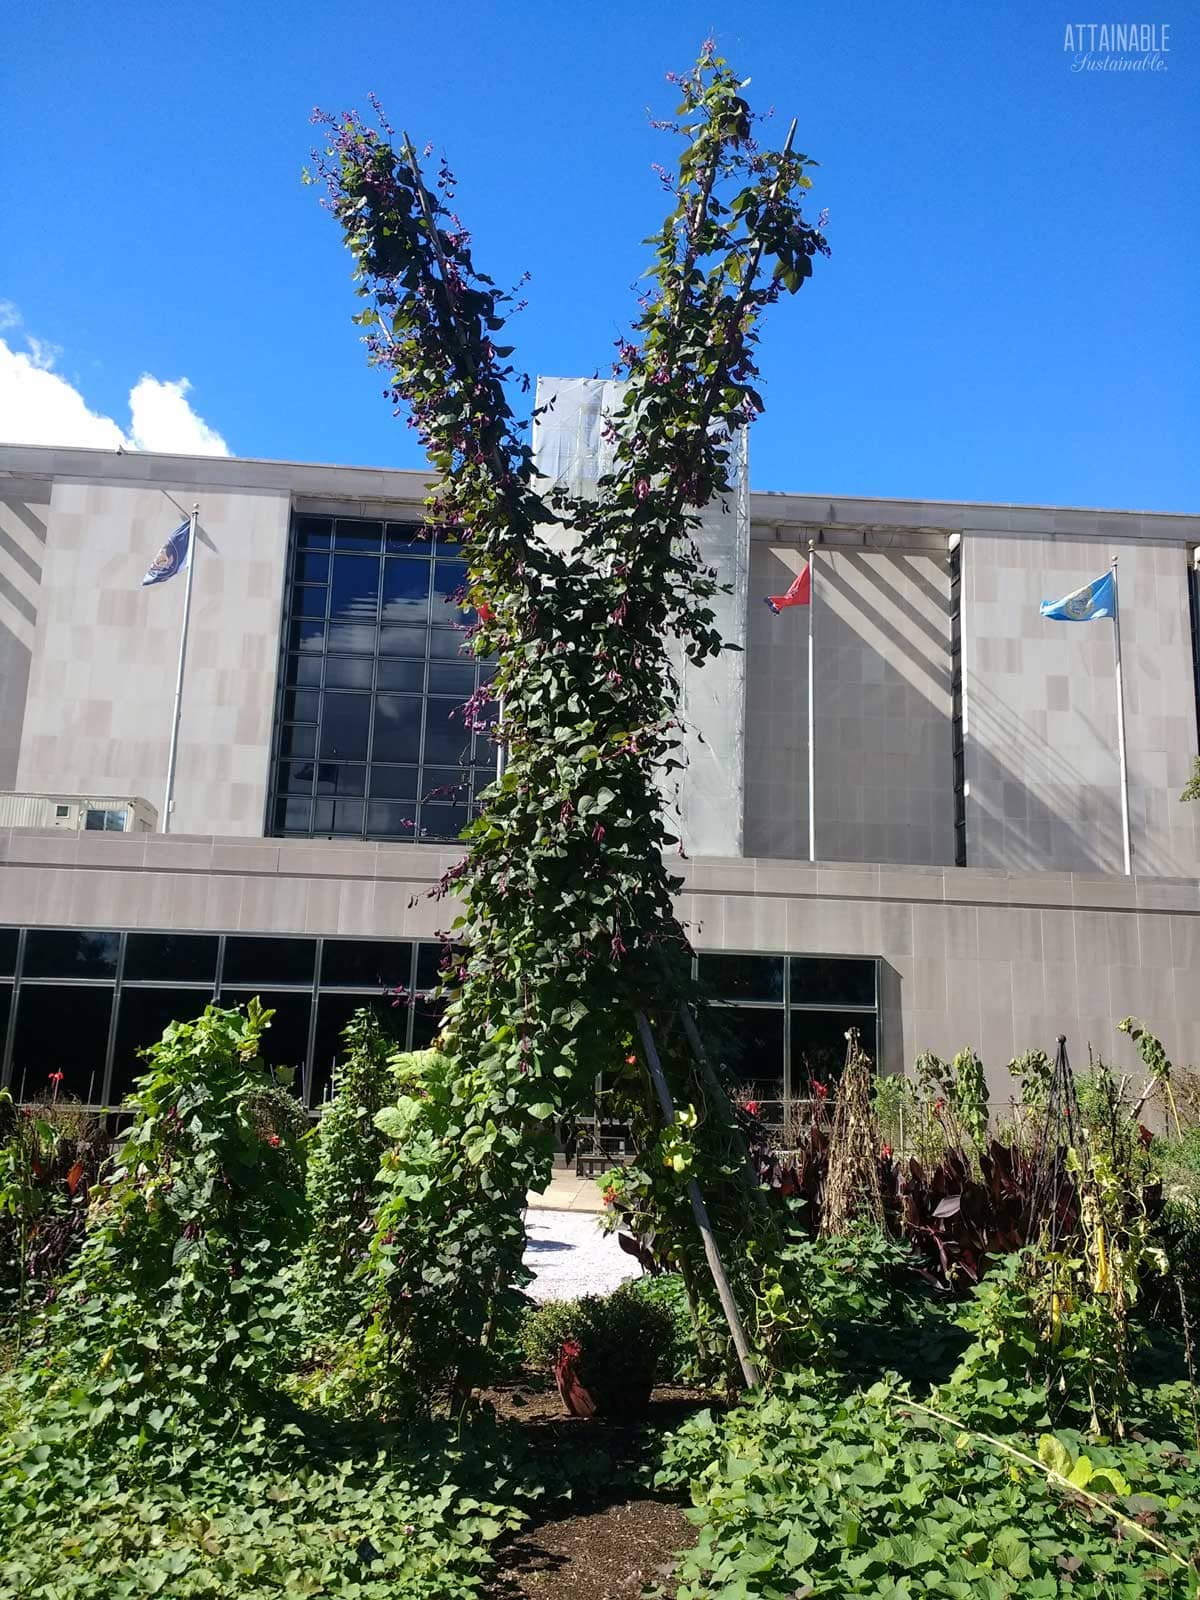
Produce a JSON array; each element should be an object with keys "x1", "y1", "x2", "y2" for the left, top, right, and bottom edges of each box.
[
  {"x1": 479, "y1": 1382, "x2": 716, "y2": 1600},
  {"x1": 487, "y1": 1495, "x2": 694, "y2": 1599}
]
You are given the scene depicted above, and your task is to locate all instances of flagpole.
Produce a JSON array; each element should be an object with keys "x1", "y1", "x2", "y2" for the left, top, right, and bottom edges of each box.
[
  {"x1": 807, "y1": 537, "x2": 816, "y2": 863},
  {"x1": 1110, "y1": 556, "x2": 1132, "y2": 876},
  {"x1": 161, "y1": 504, "x2": 199, "y2": 835}
]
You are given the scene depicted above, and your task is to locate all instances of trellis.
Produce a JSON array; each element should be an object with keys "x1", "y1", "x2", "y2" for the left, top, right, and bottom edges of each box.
[{"x1": 311, "y1": 46, "x2": 829, "y2": 1403}]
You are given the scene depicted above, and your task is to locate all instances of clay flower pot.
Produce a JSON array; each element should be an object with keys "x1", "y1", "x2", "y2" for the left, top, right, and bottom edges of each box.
[{"x1": 554, "y1": 1338, "x2": 654, "y2": 1418}]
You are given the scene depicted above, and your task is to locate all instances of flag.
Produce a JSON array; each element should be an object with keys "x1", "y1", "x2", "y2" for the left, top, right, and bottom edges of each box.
[
  {"x1": 141, "y1": 520, "x2": 191, "y2": 587},
  {"x1": 764, "y1": 561, "x2": 811, "y2": 614},
  {"x1": 1040, "y1": 571, "x2": 1116, "y2": 622}
]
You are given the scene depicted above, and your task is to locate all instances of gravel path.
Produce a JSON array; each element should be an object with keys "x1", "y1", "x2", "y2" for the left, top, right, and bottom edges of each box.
[{"x1": 522, "y1": 1208, "x2": 642, "y2": 1303}]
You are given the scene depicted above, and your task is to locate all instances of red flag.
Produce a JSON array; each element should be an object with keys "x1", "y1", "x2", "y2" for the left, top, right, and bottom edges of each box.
[{"x1": 764, "y1": 561, "x2": 811, "y2": 614}]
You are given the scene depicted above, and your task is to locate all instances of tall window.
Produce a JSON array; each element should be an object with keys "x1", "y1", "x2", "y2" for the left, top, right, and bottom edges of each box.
[
  {"x1": 697, "y1": 952, "x2": 879, "y2": 1122},
  {"x1": 268, "y1": 514, "x2": 496, "y2": 842}
]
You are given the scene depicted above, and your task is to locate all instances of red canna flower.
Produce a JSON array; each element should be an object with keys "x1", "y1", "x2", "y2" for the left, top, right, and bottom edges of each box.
[
  {"x1": 48, "y1": 1071, "x2": 64, "y2": 1085},
  {"x1": 744, "y1": 1100, "x2": 760, "y2": 1116},
  {"x1": 267, "y1": 1133, "x2": 281, "y2": 1148}
]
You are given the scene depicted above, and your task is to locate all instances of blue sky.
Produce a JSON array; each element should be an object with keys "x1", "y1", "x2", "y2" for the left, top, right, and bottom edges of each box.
[{"x1": 2, "y1": 0, "x2": 1196, "y2": 510}]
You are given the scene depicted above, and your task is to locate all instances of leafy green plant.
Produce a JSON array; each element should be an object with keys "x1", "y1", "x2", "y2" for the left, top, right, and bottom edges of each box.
[
  {"x1": 750, "y1": 1219, "x2": 935, "y2": 1376},
  {"x1": 656, "y1": 1373, "x2": 1200, "y2": 1597},
  {"x1": 1122, "y1": 1015, "x2": 1184, "y2": 1136},
  {"x1": 9, "y1": 1000, "x2": 308, "y2": 1438},
  {"x1": 951, "y1": 1047, "x2": 990, "y2": 1151},
  {"x1": 296, "y1": 1008, "x2": 398, "y2": 1344},
  {"x1": 0, "y1": 1410, "x2": 533, "y2": 1600},
  {"x1": 872, "y1": 1071, "x2": 913, "y2": 1154},
  {"x1": 1009, "y1": 1048, "x2": 1052, "y2": 1111}
]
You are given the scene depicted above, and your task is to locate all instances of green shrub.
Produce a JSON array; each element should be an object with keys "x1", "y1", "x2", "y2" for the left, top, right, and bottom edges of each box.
[
  {"x1": 520, "y1": 1281, "x2": 674, "y2": 1398},
  {"x1": 752, "y1": 1219, "x2": 935, "y2": 1374},
  {"x1": 1155, "y1": 1126, "x2": 1200, "y2": 1207},
  {"x1": 6, "y1": 999, "x2": 308, "y2": 1438},
  {"x1": 625, "y1": 1272, "x2": 698, "y2": 1382},
  {"x1": 1145, "y1": 1196, "x2": 1200, "y2": 1331},
  {"x1": 296, "y1": 1009, "x2": 398, "y2": 1343}
]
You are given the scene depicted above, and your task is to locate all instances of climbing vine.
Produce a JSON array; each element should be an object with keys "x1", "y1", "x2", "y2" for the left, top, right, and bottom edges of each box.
[{"x1": 310, "y1": 42, "x2": 828, "y2": 1405}]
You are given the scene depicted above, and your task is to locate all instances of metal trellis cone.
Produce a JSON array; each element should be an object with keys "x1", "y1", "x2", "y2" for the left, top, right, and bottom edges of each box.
[{"x1": 1026, "y1": 1034, "x2": 1082, "y2": 1249}]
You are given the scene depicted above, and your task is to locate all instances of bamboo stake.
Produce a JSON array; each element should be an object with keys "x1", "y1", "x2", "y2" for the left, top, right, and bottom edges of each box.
[
  {"x1": 902, "y1": 1398, "x2": 1191, "y2": 1570},
  {"x1": 635, "y1": 1010, "x2": 759, "y2": 1389}
]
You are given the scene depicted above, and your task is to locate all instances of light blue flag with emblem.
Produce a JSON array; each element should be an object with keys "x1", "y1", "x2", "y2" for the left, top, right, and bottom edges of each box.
[
  {"x1": 141, "y1": 520, "x2": 191, "y2": 587},
  {"x1": 1039, "y1": 571, "x2": 1116, "y2": 622}
]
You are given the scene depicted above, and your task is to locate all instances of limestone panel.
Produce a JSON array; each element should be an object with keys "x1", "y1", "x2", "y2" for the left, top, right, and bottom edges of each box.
[
  {"x1": 0, "y1": 481, "x2": 49, "y2": 787},
  {"x1": 744, "y1": 545, "x2": 956, "y2": 866},
  {"x1": 15, "y1": 481, "x2": 291, "y2": 836},
  {"x1": 962, "y1": 533, "x2": 1200, "y2": 876}
]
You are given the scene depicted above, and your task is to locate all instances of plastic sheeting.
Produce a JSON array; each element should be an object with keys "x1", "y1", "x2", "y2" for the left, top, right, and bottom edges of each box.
[
  {"x1": 531, "y1": 375, "x2": 748, "y2": 858},
  {"x1": 530, "y1": 375, "x2": 622, "y2": 498}
]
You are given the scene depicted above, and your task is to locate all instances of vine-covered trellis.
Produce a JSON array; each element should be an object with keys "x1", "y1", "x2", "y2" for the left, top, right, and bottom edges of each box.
[{"x1": 311, "y1": 42, "x2": 829, "y2": 1406}]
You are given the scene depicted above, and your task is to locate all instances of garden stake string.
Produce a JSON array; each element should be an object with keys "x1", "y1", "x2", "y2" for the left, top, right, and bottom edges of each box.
[
  {"x1": 900, "y1": 1397, "x2": 1192, "y2": 1571},
  {"x1": 1179, "y1": 1278, "x2": 1200, "y2": 1456}
]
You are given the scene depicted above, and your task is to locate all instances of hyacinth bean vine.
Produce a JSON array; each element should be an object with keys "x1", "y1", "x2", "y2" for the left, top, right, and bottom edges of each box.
[{"x1": 311, "y1": 44, "x2": 828, "y2": 1404}]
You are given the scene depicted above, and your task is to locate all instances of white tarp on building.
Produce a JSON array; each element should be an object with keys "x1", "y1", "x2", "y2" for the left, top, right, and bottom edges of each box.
[{"x1": 532, "y1": 375, "x2": 747, "y2": 858}]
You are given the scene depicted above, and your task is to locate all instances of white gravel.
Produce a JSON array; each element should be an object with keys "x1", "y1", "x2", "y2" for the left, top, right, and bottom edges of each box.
[{"x1": 521, "y1": 1208, "x2": 643, "y2": 1303}]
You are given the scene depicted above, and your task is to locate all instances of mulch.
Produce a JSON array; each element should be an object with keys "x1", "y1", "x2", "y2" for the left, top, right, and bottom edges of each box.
[
  {"x1": 486, "y1": 1495, "x2": 695, "y2": 1600},
  {"x1": 479, "y1": 1383, "x2": 715, "y2": 1600}
]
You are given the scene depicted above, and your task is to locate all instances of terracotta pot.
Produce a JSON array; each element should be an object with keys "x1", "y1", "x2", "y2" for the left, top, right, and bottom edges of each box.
[{"x1": 555, "y1": 1364, "x2": 654, "y2": 1418}]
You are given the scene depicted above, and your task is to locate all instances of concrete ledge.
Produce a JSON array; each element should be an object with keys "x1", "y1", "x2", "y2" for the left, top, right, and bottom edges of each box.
[{"x1": 2, "y1": 830, "x2": 1197, "y2": 922}]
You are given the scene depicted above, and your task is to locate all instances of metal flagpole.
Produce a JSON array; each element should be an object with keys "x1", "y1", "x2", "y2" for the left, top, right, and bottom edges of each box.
[
  {"x1": 807, "y1": 538, "x2": 816, "y2": 862},
  {"x1": 161, "y1": 504, "x2": 199, "y2": 834},
  {"x1": 1110, "y1": 556, "x2": 1132, "y2": 876}
]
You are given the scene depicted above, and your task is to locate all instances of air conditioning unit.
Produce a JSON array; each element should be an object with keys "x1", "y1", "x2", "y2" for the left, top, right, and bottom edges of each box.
[{"x1": 0, "y1": 793, "x2": 158, "y2": 833}]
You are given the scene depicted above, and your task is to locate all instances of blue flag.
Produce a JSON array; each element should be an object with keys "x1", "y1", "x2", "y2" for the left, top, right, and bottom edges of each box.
[
  {"x1": 1039, "y1": 571, "x2": 1116, "y2": 622},
  {"x1": 141, "y1": 520, "x2": 191, "y2": 587}
]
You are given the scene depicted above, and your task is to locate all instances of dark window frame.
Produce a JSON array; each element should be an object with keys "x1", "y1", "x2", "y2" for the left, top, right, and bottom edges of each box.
[
  {"x1": 266, "y1": 512, "x2": 488, "y2": 843},
  {"x1": 0, "y1": 931, "x2": 880, "y2": 1122}
]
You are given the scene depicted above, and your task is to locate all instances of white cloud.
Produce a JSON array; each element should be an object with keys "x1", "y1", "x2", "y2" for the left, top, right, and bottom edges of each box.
[
  {"x1": 128, "y1": 375, "x2": 229, "y2": 456},
  {"x1": 0, "y1": 310, "x2": 229, "y2": 457},
  {"x1": 0, "y1": 338, "x2": 126, "y2": 450}
]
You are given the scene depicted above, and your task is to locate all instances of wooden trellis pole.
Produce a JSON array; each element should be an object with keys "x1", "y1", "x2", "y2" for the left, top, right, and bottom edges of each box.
[
  {"x1": 635, "y1": 1010, "x2": 759, "y2": 1390},
  {"x1": 677, "y1": 1001, "x2": 769, "y2": 1215}
]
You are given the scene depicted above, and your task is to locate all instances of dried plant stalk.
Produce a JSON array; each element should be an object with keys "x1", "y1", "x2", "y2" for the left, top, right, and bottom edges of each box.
[{"x1": 821, "y1": 1029, "x2": 885, "y2": 1236}]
